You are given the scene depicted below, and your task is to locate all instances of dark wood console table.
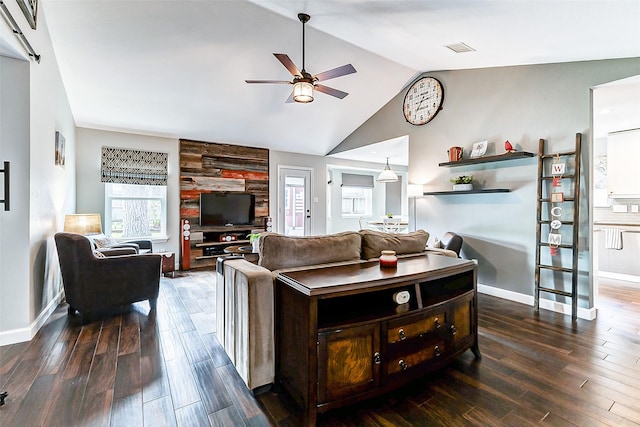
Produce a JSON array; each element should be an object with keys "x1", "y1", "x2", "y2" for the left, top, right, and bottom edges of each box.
[{"x1": 275, "y1": 254, "x2": 480, "y2": 426}]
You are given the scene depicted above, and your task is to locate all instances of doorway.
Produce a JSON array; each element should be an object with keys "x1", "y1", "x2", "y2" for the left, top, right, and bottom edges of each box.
[
  {"x1": 591, "y1": 75, "x2": 640, "y2": 307},
  {"x1": 278, "y1": 167, "x2": 312, "y2": 236}
]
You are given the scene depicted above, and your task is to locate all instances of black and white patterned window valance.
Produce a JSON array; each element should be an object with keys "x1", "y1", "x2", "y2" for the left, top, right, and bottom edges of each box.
[{"x1": 101, "y1": 147, "x2": 168, "y2": 186}]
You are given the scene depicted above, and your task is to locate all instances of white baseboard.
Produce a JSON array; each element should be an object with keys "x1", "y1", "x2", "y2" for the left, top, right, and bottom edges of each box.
[
  {"x1": 0, "y1": 290, "x2": 64, "y2": 346},
  {"x1": 597, "y1": 271, "x2": 640, "y2": 284},
  {"x1": 478, "y1": 283, "x2": 597, "y2": 321}
]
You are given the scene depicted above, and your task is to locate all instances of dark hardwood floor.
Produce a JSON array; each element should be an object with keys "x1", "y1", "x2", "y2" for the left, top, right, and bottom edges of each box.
[{"x1": 1, "y1": 271, "x2": 639, "y2": 426}]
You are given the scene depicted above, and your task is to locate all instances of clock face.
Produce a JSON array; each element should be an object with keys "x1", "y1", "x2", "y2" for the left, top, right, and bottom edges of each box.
[{"x1": 403, "y1": 76, "x2": 444, "y2": 125}]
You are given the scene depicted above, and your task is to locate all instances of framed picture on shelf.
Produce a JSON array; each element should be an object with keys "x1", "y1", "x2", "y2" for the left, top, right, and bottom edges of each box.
[
  {"x1": 17, "y1": 0, "x2": 38, "y2": 29},
  {"x1": 470, "y1": 140, "x2": 488, "y2": 158}
]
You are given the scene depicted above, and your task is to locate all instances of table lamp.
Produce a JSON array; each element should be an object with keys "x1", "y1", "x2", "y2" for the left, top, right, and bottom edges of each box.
[{"x1": 63, "y1": 214, "x2": 102, "y2": 235}]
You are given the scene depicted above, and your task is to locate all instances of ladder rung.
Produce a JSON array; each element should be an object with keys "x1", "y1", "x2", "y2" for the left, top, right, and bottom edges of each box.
[
  {"x1": 540, "y1": 175, "x2": 576, "y2": 180},
  {"x1": 537, "y1": 286, "x2": 573, "y2": 297},
  {"x1": 537, "y1": 264, "x2": 574, "y2": 273},
  {"x1": 541, "y1": 151, "x2": 576, "y2": 159},
  {"x1": 538, "y1": 243, "x2": 573, "y2": 249},
  {"x1": 539, "y1": 198, "x2": 575, "y2": 202},
  {"x1": 539, "y1": 220, "x2": 574, "y2": 226}
]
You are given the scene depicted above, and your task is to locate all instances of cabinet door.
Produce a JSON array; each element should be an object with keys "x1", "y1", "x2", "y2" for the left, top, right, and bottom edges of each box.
[
  {"x1": 450, "y1": 291, "x2": 475, "y2": 352},
  {"x1": 317, "y1": 323, "x2": 380, "y2": 404}
]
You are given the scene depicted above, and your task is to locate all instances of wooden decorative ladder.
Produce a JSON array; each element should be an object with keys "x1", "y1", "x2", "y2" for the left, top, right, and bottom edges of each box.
[{"x1": 534, "y1": 133, "x2": 582, "y2": 322}]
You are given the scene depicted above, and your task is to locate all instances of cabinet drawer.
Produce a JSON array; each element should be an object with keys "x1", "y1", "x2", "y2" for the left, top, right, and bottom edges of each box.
[
  {"x1": 386, "y1": 311, "x2": 447, "y2": 344},
  {"x1": 386, "y1": 340, "x2": 446, "y2": 375}
]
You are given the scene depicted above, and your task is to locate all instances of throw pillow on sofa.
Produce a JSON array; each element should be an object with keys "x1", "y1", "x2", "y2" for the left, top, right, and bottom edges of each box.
[
  {"x1": 258, "y1": 231, "x2": 362, "y2": 271},
  {"x1": 360, "y1": 229, "x2": 429, "y2": 260},
  {"x1": 88, "y1": 233, "x2": 118, "y2": 248}
]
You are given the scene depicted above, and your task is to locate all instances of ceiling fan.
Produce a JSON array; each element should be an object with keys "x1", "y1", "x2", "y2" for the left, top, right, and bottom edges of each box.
[{"x1": 245, "y1": 13, "x2": 356, "y2": 103}]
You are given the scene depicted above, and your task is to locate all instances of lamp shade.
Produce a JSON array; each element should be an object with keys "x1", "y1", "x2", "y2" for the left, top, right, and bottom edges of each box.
[
  {"x1": 64, "y1": 214, "x2": 102, "y2": 235},
  {"x1": 293, "y1": 81, "x2": 314, "y2": 103},
  {"x1": 377, "y1": 158, "x2": 399, "y2": 182}
]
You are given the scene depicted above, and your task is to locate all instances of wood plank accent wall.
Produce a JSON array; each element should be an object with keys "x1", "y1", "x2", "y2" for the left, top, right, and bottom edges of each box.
[{"x1": 179, "y1": 139, "x2": 269, "y2": 268}]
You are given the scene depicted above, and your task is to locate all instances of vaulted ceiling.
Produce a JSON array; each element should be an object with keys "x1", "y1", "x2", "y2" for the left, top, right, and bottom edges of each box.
[{"x1": 35, "y1": 1, "x2": 640, "y2": 158}]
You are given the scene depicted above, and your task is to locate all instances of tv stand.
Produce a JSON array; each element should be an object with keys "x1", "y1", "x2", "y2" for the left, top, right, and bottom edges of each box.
[{"x1": 188, "y1": 225, "x2": 261, "y2": 269}]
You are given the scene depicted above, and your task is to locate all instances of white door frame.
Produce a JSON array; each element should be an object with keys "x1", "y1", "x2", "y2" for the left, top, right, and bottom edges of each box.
[{"x1": 277, "y1": 166, "x2": 313, "y2": 236}]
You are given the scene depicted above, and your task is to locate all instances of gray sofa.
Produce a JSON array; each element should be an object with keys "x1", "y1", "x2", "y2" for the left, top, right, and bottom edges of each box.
[{"x1": 216, "y1": 229, "x2": 458, "y2": 390}]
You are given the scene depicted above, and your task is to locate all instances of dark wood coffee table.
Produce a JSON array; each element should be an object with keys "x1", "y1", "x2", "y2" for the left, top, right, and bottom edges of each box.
[{"x1": 275, "y1": 254, "x2": 480, "y2": 426}]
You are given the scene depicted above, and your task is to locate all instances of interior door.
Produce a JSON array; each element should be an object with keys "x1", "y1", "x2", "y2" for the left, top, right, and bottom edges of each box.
[{"x1": 278, "y1": 167, "x2": 312, "y2": 236}]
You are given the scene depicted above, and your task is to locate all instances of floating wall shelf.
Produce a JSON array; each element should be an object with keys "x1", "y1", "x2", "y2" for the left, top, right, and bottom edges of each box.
[
  {"x1": 438, "y1": 151, "x2": 535, "y2": 167},
  {"x1": 423, "y1": 189, "x2": 511, "y2": 196}
]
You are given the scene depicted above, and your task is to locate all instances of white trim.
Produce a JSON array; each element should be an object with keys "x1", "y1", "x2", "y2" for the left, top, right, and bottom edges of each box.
[
  {"x1": 0, "y1": 290, "x2": 64, "y2": 346},
  {"x1": 478, "y1": 283, "x2": 597, "y2": 321},
  {"x1": 596, "y1": 271, "x2": 640, "y2": 284}
]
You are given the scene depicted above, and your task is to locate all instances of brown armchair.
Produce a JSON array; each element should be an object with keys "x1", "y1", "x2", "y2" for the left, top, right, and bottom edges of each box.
[{"x1": 54, "y1": 232, "x2": 162, "y2": 320}]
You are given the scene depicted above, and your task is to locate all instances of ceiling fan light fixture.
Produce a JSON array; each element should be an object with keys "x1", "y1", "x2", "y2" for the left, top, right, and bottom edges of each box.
[
  {"x1": 377, "y1": 157, "x2": 399, "y2": 182},
  {"x1": 293, "y1": 81, "x2": 314, "y2": 103}
]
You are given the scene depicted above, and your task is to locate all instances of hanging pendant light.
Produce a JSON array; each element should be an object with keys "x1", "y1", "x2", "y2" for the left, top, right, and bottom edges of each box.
[{"x1": 377, "y1": 157, "x2": 398, "y2": 182}]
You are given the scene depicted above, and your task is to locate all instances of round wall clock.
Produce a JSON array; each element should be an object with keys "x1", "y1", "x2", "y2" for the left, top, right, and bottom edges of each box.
[{"x1": 402, "y1": 76, "x2": 444, "y2": 125}]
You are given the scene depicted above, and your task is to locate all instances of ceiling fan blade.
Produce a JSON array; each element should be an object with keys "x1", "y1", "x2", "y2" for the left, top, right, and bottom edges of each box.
[
  {"x1": 285, "y1": 92, "x2": 295, "y2": 103},
  {"x1": 313, "y1": 64, "x2": 356, "y2": 82},
  {"x1": 245, "y1": 80, "x2": 291, "y2": 84},
  {"x1": 274, "y1": 53, "x2": 301, "y2": 77},
  {"x1": 315, "y1": 84, "x2": 349, "y2": 99}
]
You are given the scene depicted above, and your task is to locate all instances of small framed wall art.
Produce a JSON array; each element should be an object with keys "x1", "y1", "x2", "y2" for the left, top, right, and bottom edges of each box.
[
  {"x1": 55, "y1": 131, "x2": 65, "y2": 168},
  {"x1": 470, "y1": 140, "x2": 488, "y2": 158},
  {"x1": 17, "y1": 0, "x2": 38, "y2": 30}
]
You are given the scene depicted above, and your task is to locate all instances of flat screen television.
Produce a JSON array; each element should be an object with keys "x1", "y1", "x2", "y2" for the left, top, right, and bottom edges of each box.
[{"x1": 199, "y1": 193, "x2": 256, "y2": 227}]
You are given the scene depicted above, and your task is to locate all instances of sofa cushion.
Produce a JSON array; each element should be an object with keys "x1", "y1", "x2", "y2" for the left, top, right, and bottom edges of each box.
[
  {"x1": 258, "y1": 231, "x2": 362, "y2": 271},
  {"x1": 360, "y1": 229, "x2": 430, "y2": 260}
]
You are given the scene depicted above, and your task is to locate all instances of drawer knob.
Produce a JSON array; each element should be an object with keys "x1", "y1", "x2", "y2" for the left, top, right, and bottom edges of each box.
[
  {"x1": 398, "y1": 359, "x2": 409, "y2": 371},
  {"x1": 435, "y1": 345, "x2": 441, "y2": 357},
  {"x1": 450, "y1": 325, "x2": 457, "y2": 335},
  {"x1": 373, "y1": 352, "x2": 381, "y2": 365},
  {"x1": 398, "y1": 328, "x2": 406, "y2": 341},
  {"x1": 434, "y1": 317, "x2": 441, "y2": 329}
]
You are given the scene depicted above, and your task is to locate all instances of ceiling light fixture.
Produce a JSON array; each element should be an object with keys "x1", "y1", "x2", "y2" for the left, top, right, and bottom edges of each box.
[
  {"x1": 377, "y1": 157, "x2": 399, "y2": 182},
  {"x1": 293, "y1": 81, "x2": 314, "y2": 103}
]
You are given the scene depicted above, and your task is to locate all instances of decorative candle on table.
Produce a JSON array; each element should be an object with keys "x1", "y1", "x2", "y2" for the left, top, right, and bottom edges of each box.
[{"x1": 379, "y1": 250, "x2": 398, "y2": 268}]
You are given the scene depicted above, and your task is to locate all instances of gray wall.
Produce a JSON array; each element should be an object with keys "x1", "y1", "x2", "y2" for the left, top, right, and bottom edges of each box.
[{"x1": 333, "y1": 58, "x2": 640, "y2": 312}]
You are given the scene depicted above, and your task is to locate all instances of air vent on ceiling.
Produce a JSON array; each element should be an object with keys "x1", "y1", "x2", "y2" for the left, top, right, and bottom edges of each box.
[{"x1": 446, "y1": 42, "x2": 476, "y2": 53}]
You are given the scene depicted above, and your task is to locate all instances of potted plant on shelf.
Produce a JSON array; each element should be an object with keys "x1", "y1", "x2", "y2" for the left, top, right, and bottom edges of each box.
[{"x1": 450, "y1": 175, "x2": 474, "y2": 191}]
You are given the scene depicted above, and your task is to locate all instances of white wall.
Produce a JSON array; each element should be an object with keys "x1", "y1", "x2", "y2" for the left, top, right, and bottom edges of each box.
[
  {"x1": 333, "y1": 58, "x2": 640, "y2": 316},
  {"x1": 76, "y1": 128, "x2": 180, "y2": 256},
  {"x1": 0, "y1": 2, "x2": 76, "y2": 344}
]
